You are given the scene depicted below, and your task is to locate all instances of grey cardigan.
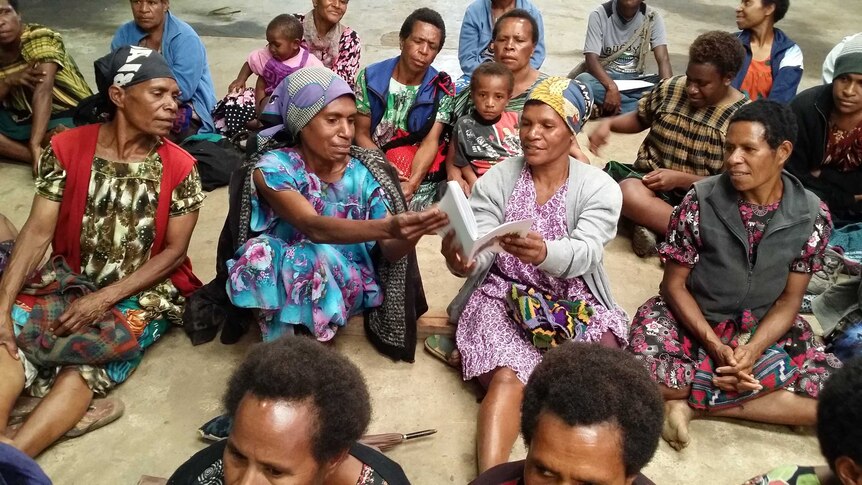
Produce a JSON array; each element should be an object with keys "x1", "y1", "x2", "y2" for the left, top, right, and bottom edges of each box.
[{"x1": 447, "y1": 155, "x2": 623, "y2": 322}]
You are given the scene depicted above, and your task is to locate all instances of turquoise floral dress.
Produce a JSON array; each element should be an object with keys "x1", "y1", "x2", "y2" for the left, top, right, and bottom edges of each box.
[{"x1": 227, "y1": 148, "x2": 389, "y2": 341}]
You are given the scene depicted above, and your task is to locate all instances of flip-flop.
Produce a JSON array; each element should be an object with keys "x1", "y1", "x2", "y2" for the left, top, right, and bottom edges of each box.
[
  {"x1": 424, "y1": 335, "x2": 460, "y2": 368},
  {"x1": 64, "y1": 397, "x2": 125, "y2": 438}
]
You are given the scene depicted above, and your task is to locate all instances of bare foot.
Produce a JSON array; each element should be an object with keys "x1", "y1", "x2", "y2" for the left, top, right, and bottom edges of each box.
[{"x1": 662, "y1": 400, "x2": 694, "y2": 451}]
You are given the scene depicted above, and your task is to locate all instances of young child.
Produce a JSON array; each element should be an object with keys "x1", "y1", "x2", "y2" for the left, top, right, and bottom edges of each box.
[
  {"x1": 227, "y1": 14, "x2": 324, "y2": 109},
  {"x1": 453, "y1": 62, "x2": 522, "y2": 192}
]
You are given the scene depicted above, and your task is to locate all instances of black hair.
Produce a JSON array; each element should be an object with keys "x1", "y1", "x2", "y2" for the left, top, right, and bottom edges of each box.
[
  {"x1": 223, "y1": 337, "x2": 371, "y2": 464},
  {"x1": 6, "y1": 0, "x2": 17, "y2": 12},
  {"x1": 762, "y1": 0, "x2": 790, "y2": 23},
  {"x1": 267, "y1": 14, "x2": 303, "y2": 41},
  {"x1": 470, "y1": 62, "x2": 515, "y2": 95},
  {"x1": 492, "y1": 9, "x2": 539, "y2": 46},
  {"x1": 689, "y1": 31, "x2": 746, "y2": 78},
  {"x1": 818, "y1": 357, "x2": 862, "y2": 471},
  {"x1": 521, "y1": 344, "x2": 663, "y2": 477},
  {"x1": 729, "y1": 99, "x2": 798, "y2": 149},
  {"x1": 399, "y1": 8, "x2": 446, "y2": 51}
]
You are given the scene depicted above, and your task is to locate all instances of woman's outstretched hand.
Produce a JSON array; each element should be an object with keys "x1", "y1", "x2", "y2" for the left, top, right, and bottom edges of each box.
[
  {"x1": 500, "y1": 232, "x2": 547, "y2": 265},
  {"x1": 386, "y1": 207, "x2": 448, "y2": 242}
]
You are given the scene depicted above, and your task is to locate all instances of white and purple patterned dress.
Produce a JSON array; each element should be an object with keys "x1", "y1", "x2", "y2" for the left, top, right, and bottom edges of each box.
[{"x1": 456, "y1": 168, "x2": 630, "y2": 384}]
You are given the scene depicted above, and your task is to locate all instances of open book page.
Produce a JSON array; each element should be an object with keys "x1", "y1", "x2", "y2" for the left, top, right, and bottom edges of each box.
[
  {"x1": 437, "y1": 181, "x2": 533, "y2": 261},
  {"x1": 613, "y1": 79, "x2": 654, "y2": 92}
]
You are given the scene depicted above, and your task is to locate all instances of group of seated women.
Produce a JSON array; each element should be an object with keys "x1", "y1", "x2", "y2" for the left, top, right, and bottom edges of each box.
[{"x1": 0, "y1": 0, "x2": 861, "y2": 483}]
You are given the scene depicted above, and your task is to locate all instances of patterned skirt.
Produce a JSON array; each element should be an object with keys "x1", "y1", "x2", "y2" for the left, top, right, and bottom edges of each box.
[{"x1": 628, "y1": 295, "x2": 843, "y2": 410}]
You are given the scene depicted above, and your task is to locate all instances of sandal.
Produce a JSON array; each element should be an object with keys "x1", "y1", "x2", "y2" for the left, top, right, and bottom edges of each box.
[
  {"x1": 65, "y1": 397, "x2": 125, "y2": 438},
  {"x1": 424, "y1": 335, "x2": 461, "y2": 368}
]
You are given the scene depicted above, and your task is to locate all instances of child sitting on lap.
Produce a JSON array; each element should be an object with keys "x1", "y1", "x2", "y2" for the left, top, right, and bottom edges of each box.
[
  {"x1": 453, "y1": 62, "x2": 522, "y2": 192},
  {"x1": 227, "y1": 14, "x2": 324, "y2": 109}
]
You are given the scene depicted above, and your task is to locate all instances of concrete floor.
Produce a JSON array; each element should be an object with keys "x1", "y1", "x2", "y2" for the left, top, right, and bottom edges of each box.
[{"x1": 1, "y1": 0, "x2": 858, "y2": 483}]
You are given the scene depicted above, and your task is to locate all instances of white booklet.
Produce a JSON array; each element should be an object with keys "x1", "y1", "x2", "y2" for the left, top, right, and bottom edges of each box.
[
  {"x1": 437, "y1": 181, "x2": 534, "y2": 261},
  {"x1": 613, "y1": 79, "x2": 655, "y2": 92}
]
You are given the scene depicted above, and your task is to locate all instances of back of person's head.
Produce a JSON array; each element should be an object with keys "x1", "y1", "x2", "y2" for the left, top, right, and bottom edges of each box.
[
  {"x1": 521, "y1": 344, "x2": 663, "y2": 479},
  {"x1": 470, "y1": 62, "x2": 515, "y2": 95},
  {"x1": 268, "y1": 13, "x2": 303, "y2": 41},
  {"x1": 399, "y1": 8, "x2": 446, "y2": 51},
  {"x1": 223, "y1": 337, "x2": 371, "y2": 464},
  {"x1": 729, "y1": 99, "x2": 798, "y2": 149},
  {"x1": 689, "y1": 31, "x2": 746, "y2": 78},
  {"x1": 492, "y1": 9, "x2": 539, "y2": 46},
  {"x1": 818, "y1": 357, "x2": 862, "y2": 485},
  {"x1": 762, "y1": 0, "x2": 790, "y2": 23}
]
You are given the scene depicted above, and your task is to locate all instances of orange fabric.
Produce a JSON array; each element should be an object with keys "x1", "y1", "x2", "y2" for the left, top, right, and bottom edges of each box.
[{"x1": 740, "y1": 58, "x2": 774, "y2": 101}]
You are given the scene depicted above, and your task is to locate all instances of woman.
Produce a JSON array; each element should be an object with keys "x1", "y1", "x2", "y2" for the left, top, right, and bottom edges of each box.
[
  {"x1": 732, "y1": 0, "x2": 802, "y2": 103},
  {"x1": 353, "y1": 8, "x2": 454, "y2": 211},
  {"x1": 226, "y1": 67, "x2": 447, "y2": 348},
  {"x1": 627, "y1": 100, "x2": 842, "y2": 451},
  {"x1": 169, "y1": 337, "x2": 411, "y2": 485},
  {"x1": 457, "y1": 0, "x2": 546, "y2": 81},
  {"x1": 0, "y1": 0, "x2": 92, "y2": 172},
  {"x1": 0, "y1": 45, "x2": 203, "y2": 457},
  {"x1": 442, "y1": 77, "x2": 628, "y2": 473},
  {"x1": 447, "y1": 9, "x2": 550, "y2": 195},
  {"x1": 112, "y1": 0, "x2": 217, "y2": 138},
  {"x1": 589, "y1": 31, "x2": 748, "y2": 257},
  {"x1": 787, "y1": 36, "x2": 862, "y2": 226},
  {"x1": 294, "y1": 0, "x2": 362, "y2": 89}
]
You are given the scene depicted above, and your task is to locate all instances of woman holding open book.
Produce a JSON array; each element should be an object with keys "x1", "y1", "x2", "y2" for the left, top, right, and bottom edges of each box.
[{"x1": 440, "y1": 77, "x2": 629, "y2": 474}]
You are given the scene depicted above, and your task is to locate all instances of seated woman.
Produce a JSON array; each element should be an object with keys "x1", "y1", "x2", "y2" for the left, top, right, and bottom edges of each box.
[
  {"x1": 0, "y1": 46, "x2": 203, "y2": 457},
  {"x1": 787, "y1": 36, "x2": 862, "y2": 226},
  {"x1": 744, "y1": 356, "x2": 862, "y2": 485},
  {"x1": 0, "y1": 0, "x2": 92, "y2": 172},
  {"x1": 732, "y1": 0, "x2": 803, "y2": 102},
  {"x1": 353, "y1": 8, "x2": 454, "y2": 211},
  {"x1": 627, "y1": 100, "x2": 842, "y2": 451},
  {"x1": 226, "y1": 67, "x2": 447, "y2": 349},
  {"x1": 169, "y1": 337, "x2": 410, "y2": 485},
  {"x1": 112, "y1": 0, "x2": 217, "y2": 139},
  {"x1": 457, "y1": 0, "x2": 546, "y2": 82},
  {"x1": 294, "y1": 0, "x2": 362, "y2": 89},
  {"x1": 471, "y1": 344, "x2": 661, "y2": 485},
  {"x1": 589, "y1": 31, "x2": 748, "y2": 257},
  {"x1": 442, "y1": 77, "x2": 629, "y2": 473}
]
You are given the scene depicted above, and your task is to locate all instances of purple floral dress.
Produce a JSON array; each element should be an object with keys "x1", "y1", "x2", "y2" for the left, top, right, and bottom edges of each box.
[
  {"x1": 456, "y1": 168, "x2": 630, "y2": 384},
  {"x1": 227, "y1": 148, "x2": 387, "y2": 342},
  {"x1": 628, "y1": 190, "x2": 843, "y2": 409}
]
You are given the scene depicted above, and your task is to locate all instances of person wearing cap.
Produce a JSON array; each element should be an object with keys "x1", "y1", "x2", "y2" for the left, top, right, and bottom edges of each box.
[
  {"x1": 112, "y1": 0, "x2": 216, "y2": 138},
  {"x1": 0, "y1": 45, "x2": 204, "y2": 457},
  {"x1": 441, "y1": 76, "x2": 628, "y2": 473},
  {"x1": 0, "y1": 0, "x2": 92, "y2": 173},
  {"x1": 787, "y1": 35, "x2": 862, "y2": 225},
  {"x1": 225, "y1": 67, "x2": 447, "y2": 347}
]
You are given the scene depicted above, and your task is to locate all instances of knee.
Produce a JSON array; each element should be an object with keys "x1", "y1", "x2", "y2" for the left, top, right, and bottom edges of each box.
[
  {"x1": 490, "y1": 368, "x2": 524, "y2": 391},
  {"x1": 619, "y1": 178, "x2": 650, "y2": 202}
]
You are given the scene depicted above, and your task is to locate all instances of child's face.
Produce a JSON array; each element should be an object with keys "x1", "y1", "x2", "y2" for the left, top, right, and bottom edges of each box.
[
  {"x1": 471, "y1": 75, "x2": 512, "y2": 121},
  {"x1": 267, "y1": 30, "x2": 301, "y2": 62}
]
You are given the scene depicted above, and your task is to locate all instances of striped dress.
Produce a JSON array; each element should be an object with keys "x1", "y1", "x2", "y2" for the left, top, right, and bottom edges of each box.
[
  {"x1": 0, "y1": 24, "x2": 92, "y2": 120},
  {"x1": 634, "y1": 75, "x2": 747, "y2": 176}
]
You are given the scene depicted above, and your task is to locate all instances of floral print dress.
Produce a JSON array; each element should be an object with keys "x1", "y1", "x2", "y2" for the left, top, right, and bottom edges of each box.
[
  {"x1": 628, "y1": 190, "x2": 843, "y2": 410},
  {"x1": 456, "y1": 168, "x2": 630, "y2": 384},
  {"x1": 226, "y1": 148, "x2": 388, "y2": 342},
  {"x1": 11, "y1": 146, "x2": 204, "y2": 395}
]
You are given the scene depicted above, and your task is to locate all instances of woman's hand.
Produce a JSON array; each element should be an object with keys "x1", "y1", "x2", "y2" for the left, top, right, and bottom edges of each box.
[
  {"x1": 3, "y1": 64, "x2": 46, "y2": 89},
  {"x1": 0, "y1": 315, "x2": 19, "y2": 359},
  {"x1": 713, "y1": 344, "x2": 762, "y2": 392},
  {"x1": 588, "y1": 120, "x2": 612, "y2": 154},
  {"x1": 500, "y1": 232, "x2": 547, "y2": 265},
  {"x1": 399, "y1": 174, "x2": 418, "y2": 202},
  {"x1": 386, "y1": 208, "x2": 448, "y2": 241},
  {"x1": 642, "y1": 169, "x2": 684, "y2": 192},
  {"x1": 51, "y1": 291, "x2": 116, "y2": 337},
  {"x1": 441, "y1": 230, "x2": 475, "y2": 277},
  {"x1": 228, "y1": 78, "x2": 246, "y2": 93}
]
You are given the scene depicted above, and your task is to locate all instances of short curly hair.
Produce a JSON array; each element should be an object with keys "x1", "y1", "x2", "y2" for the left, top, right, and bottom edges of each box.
[
  {"x1": 818, "y1": 357, "x2": 862, "y2": 471},
  {"x1": 729, "y1": 99, "x2": 798, "y2": 149},
  {"x1": 470, "y1": 62, "x2": 515, "y2": 95},
  {"x1": 762, "y1": 0, "x2": 790, "y2": 23},
  {"x1": 492, "y1": 9, "x2": 539, "y2": 46},
  {"x1": 223, "y1": 337, "x2": 372, "y2": 464},
  {"x1": 689, "y1": 31, "x2": 745, "y2": 78},
  {"x1": 267, "y1": 14, "x2": 303, "y2": 41},
  {"x1": 399, "y1": 8, "x2": 446, "y2": 52},
  {"x1": 521, "y1": 344, "x2": 663, "y2": 476}
]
